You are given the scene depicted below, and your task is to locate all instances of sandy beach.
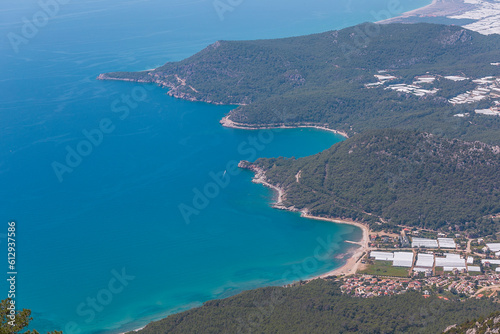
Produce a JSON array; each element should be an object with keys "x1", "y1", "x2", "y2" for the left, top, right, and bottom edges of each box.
[
  {"x1": 377, "y1": 0, "x2": 476, "y2": 24},
  {"x1": 301, "y1": 214, "x2": 370, "y2": 279},
  {"x1": 248, "y1": 166, "x2": 371, "y2": 279},
  {"x1": 220, "y1": 115, "x2": 349, "y2": 138},
  {"x1": 377, "y1": 0, "x2": 439, "y2": 23}
]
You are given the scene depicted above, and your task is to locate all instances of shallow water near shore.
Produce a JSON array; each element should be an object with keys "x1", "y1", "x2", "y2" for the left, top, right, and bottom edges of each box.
[{"x1": 0, "y1": 0, "x2": 429, "y2": 332}]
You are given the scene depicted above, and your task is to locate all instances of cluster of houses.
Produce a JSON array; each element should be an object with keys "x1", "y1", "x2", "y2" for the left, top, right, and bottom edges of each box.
[
  {"x1": 425, "y1": 274, "x2": 500, "y2": 297},
  {"x1": 340, "y1": 276, "x2": 422, "y2": 297},
  {"x1": 445, "y1": 280, "x2": 476, "y2": 295},
  {"x1": 338, "y1": 273, "x2": 500, "y2": 299}
]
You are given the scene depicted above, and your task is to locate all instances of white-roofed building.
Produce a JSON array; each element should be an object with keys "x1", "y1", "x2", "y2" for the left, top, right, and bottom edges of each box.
[
  {"x1": 374, "y1": 74, "x2": 397, "y2": 81},
  {"x1": 435, "y1": 254, "x2": 466, "y2": 270},
  {"x1": 452, "y1": 254, "x2": 462, "y2": 258},
  {"x1": 444, "y1": 253, "x2": 461, "y2": 259},
  {"x1": 481, "y1": 259, "x2": 500, "y2": 265},
  {"x1": 497, "y1": 268, "x2": 500, "y2": 273},
  {"x1": 393, "y1": 252, "x2": 414, "y2": 267},
  {"x1": 415, "y1": 253, "x2": 434, "y2": 269},
  {"x1": 444, "y1": 76, "x2": 468, "y2": 81},
  {"x1": 438, "y1": 238, "x2": 456, "y2": 249},
  {"x1": 370, "y1": 251, "x2": 394, "y2": 261},
  {"x1": 467, "y1": 256, "x2": 474, "y2": 264},
  {"x1": 444, "y1": 266, "x2": 467, "y2": 272},
  {"x1": 370, "y1": 251, "x2": 414, "y2": 267},
  {"x1": 468, "y1": 266, "x2": 481, "y2": 272},
  {"x1": 412, "y1": 237, "x2": 438, "y2": 248},
  {"x1": 486, "y1": 243, "x2": 500, "y2": 252}
]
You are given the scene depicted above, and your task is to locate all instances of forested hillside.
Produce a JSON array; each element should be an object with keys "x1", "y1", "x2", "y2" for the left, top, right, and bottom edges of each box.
[
  {"x1": 100, "y1": 23, "x2": 500, "y2": 145},
  {"x1": 444, "y1": 312, "x2": 500, "y2": 333},
  {"x1": 245, "y1": 129, "x2": 500, "y2": 235},
  {"x1": 130, "y1": 280, "x2": 498, "y2": 334}
]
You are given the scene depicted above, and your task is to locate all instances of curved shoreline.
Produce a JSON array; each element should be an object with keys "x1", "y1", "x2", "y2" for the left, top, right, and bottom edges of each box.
[
  {"x1": 220, "y1": 115, "x2": 349, "y2": 138},
  {"x1": 301, "y1": 214, "x2": 370, "y2": 279},
  {"x1": 377, "y1": 0, "x2": 476, "y2": 25},
  {"x1": 377, "y1": 0, "x2": 439, "y2": 23},
  {"x1": 246, "y1": 165, "x2": 371, "y2": 280},
  {"x1": 251, "y1": 168, "x2": 285, "y2": 205}
]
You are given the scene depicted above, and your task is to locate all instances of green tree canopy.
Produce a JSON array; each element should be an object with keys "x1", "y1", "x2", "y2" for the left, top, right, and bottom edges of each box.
[{"x1": 0, "y1": 299, "x2": 61, "y2": 334}]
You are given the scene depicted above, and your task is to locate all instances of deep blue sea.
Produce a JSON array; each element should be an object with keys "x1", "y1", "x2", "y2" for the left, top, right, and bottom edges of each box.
[{"x1": 0, "y1": 0, "x2": 430, "y2": 333}]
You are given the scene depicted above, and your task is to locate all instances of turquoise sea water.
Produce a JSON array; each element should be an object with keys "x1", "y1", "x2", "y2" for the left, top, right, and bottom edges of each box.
[{"x1": 0, "y1": 0, "x2": 431, "y2": 333}]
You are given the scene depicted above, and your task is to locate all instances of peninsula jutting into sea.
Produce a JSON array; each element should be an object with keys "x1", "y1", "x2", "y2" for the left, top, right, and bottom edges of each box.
[{"x1": 99, "y1": 22, "x2": 500, "y2": 145}]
